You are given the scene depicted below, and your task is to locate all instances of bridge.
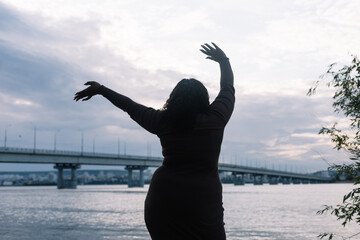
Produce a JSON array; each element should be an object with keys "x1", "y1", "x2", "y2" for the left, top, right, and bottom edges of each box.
[{"x1": 0, "y1": 147, "x2": 332, "y2": 189}]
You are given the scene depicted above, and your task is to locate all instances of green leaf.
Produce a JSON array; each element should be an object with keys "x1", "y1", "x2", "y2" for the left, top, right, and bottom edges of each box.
[{"x1": 310, "y1": 54, "x2": 360, "y2": 238}]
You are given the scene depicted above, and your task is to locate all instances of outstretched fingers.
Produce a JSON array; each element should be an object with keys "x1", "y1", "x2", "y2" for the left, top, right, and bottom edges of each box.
[
  {"x1": 211, "y1": 42, "x2": 218, "y2": 48},
  {"x1": 74, "y1": 87, "x2": 91, "y2": 101},
  {"x1": 201, "y1": 44, "x2": 209, "y2": 51},
  {"x1": 200, "y1": 42, "x2": 228, "y2": 63},
  {"x1": 200, "y1": 44, "x2": 215, "y2": 59},
  {"x1": 201, "y1": 44, "x2": 215, "y2": 53},
  {"x1": 211, "y1": 42, "x2": 222, "y2": 52},
  {"x1": 74, "y1": 91, "x2": 84, "y2": 101},
  {"x1": 200, "y1": 44, "x2": 217, "y2": 61},
  {"x1": 74, "y1": 81, "x2": 101, "y2": 102},
  {"x1": 74, "y1": 95, "x2": 81, "y2": 101},
  {"x1": 212, "y1": 42, "x2": 226, "y2": 56},
  {"x1": 204, "y1": 43, "x2": 215, "y2": 51},
  {"x1": 200, "y1": 45, "x2": 210, "y2": 54},
  {"x1": 74, "y1": 91, "x2": 80, "y2": 101}
]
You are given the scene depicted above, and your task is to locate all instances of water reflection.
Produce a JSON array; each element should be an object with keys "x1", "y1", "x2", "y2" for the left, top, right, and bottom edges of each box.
[{"x1": 0, "y1": 184, "x2": 358, "y2": 240}]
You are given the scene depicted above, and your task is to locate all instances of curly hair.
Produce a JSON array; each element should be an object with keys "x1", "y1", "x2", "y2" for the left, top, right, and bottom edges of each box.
[{"x1": 163, "y1": 78, "x2": 210, "y2": 131}]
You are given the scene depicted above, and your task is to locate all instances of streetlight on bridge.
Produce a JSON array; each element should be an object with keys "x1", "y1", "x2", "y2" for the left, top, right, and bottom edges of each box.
[
  {"x1": 54, "y1": 129, "x2": 61, "y2": 151},
  {"x1": 33, "y1": 126, "x2": 37, "y2": 152},
  {"x1": 93, "y1": 135, "x2": 98, "y2": 154},
  {"x1": 118, "y1": 137, "x2": 120, "y2": 157},
  {"x1": 28, "y1": 123, "x2": 37, "y2": 152},
  {"x1": 79, "y1": 130, "x2": 84, "y2": 154},
  {"x1": 4, "y1": 124, "x2": 11, "y2": 148}
]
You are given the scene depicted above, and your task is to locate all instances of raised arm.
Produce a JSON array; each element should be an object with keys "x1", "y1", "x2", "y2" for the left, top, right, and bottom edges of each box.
[
  {"x1": 200, "y1": 43, "x2": 234, "y2": 89},
  {"x1": 74, "y1": 81, "x2": 148, "y2": 113},
  {"x1": 200, "y1": 43, "x2": 235, "y2": 124},
  {"x1": 74, "y1": 81, "x2": 162, "y2": 134}
]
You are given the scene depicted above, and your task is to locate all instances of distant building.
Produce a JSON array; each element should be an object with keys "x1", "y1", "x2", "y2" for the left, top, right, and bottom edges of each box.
[
  {"x1": 312, "y1": 170, "x2": 346, "y2": 181},
  {"x1": 3, "y1": 181, "x2": 13, "y2": 186},
  {"x1": 48, "y1": 172, "x2": 57, "y2": 183}
]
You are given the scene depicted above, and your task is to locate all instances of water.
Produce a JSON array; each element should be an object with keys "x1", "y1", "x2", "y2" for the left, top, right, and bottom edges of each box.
[{"x1": 0, "y1": 184, "x2": 358, "y2": 240}]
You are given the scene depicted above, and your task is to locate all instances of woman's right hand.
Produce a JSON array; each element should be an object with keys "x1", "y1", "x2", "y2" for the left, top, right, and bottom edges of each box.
[
  {"x1": 74, "y1": 81, "x2": 102, "y2": 101},
  {"x1": 200, "y1": 43, "x2": 229, "y2": 63}
]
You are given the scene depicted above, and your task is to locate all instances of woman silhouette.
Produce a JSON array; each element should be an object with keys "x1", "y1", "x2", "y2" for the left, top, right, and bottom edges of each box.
[{"x1": 74, "y1": 43, "x2": 234, "y2": 240}]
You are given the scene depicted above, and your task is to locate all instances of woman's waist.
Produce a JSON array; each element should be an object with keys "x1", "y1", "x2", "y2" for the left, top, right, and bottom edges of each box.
[
  {"x1": 152, "y1": 165, "x2": 221, "y2": 187},
  {"x1": 162, "y1": 155, "x2": 218, "y2": 168}
]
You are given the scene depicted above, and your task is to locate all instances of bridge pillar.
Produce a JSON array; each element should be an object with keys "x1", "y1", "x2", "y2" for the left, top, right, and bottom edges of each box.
[
  {"x1": 57, "y1": 167, "x2": 63, "y2": 189},
  {"x1": 253, "y1": 174, "x2": 263, "y2": 185},
  {"x1": 54, "y1": 163, "x2": 80, "y2": 189},
  {"x1": 292, "y1": 178, "x2": 301, "y2": 184},
  {"x1": 268, "y1": 176, "x2": 279, "y2": 185},
  {"x1": 281, "y1": 177, "x2": 291, "y2": 185},
  {"x1": 301, "y1": 179, "x2": 309, "y2": 184},
  {"x1": 139, "y1": 168, "x2": 145, "y2": 187},
  {"x1": 125, "y1": 165, "x2": 148, "y2": 188},
  {"x1": 128, "y1": 168, "x2": 133, "y2": 187},
  {"x1": 232, "y1": 173, "x2": 245, "y2": 185}
]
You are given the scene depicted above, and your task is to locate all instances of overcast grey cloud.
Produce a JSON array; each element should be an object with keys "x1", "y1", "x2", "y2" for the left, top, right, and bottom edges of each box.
[
  {"x1": 0, "y1": 1, "x2": 359, "y2": 172},
  {"x1": 0, "y1": 2, "x2": 183, "y2": 169}
]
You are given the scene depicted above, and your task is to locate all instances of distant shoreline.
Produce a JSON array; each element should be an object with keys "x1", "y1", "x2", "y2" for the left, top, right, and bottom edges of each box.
[{"x1": 0, "y1": 181, "x2": 353, "y2": 188}]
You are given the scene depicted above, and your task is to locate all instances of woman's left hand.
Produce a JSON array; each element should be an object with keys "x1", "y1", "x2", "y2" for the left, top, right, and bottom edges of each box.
[
  {"x1": 200, "y1": 42, "x2": 228, "y2": 63},
  {"x1": 74, "y1": 81, "x2": 101, "y2": 101}
]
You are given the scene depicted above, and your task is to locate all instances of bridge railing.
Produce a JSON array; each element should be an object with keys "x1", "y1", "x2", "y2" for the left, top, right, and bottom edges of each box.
[
  {"x1": 0, "y1": 147, "x2": 163, "y2": 161},
  {"x1": 0, "y1": 147, "x2": 331, "y2": 182}
]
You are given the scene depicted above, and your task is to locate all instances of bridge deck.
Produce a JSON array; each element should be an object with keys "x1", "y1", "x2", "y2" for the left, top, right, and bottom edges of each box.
[{"x1": 0, "y1": 147, "x2": 330, "y2": 181}]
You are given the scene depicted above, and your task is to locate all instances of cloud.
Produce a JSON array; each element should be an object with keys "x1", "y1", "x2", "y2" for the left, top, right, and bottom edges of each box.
[
  {"x1": 221, "y1": 92, "x2": 349, "y2": 170},
  {"x1": 0, "y1": 2, "x2": 183, "y2": 157},
  {"x1": 0, "y1": 1, "x2": 359, "y2": 172}
]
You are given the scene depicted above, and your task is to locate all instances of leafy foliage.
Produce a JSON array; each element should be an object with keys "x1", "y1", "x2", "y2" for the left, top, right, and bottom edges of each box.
[{"x1": 308, "y1": 55, "x2": 360, "y2": 239}]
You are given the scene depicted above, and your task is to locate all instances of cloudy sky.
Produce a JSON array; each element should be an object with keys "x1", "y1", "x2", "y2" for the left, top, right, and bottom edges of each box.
[{"x1": 1, "y1": 0, "x2": 360, "y2": 172}]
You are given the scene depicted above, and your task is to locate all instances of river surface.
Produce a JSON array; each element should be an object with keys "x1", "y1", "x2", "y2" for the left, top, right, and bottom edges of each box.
[{"x1": 0, "y1": 184, "x2": 358, "y2": 240}]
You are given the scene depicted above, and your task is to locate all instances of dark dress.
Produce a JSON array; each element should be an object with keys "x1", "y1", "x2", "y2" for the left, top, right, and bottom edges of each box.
[{"x1": 99, "y1": 61, "x2": 235, "y2": 240}]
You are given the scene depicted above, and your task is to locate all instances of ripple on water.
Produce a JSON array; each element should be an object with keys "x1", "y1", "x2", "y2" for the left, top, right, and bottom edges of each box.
[{"x1": 0, "y1": 184, "x2": 358, "y2": 240}]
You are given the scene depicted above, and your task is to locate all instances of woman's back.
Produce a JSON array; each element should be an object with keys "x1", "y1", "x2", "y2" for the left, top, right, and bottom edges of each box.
[
  {"x1": 74, "y1": 43, "x2": 234, "y2": 240},
  {"x1": 144, "y1": 83, "x2": 234, "y2": 240},
  {"x1": 159, "y1": 85, "x2": 235, "y2": 170}
]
